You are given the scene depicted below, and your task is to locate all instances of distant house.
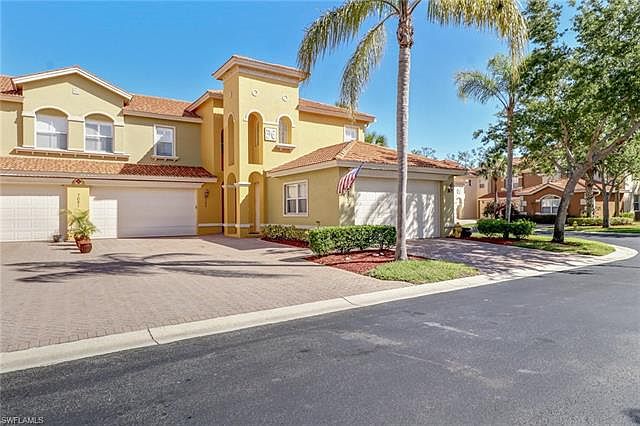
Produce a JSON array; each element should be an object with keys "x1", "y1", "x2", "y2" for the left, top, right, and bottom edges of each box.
[{"x1": 455, "y1": 159, "x2": 637, "y2": 219}]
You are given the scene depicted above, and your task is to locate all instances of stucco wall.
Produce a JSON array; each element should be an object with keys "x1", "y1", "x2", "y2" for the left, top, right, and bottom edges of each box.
[{"x1": 266, "y1": 167, "x2": 341, "y2": 228}]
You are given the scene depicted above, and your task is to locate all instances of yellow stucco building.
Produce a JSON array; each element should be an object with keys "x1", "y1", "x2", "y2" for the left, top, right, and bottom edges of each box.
[{"x1": 0, "y1": 56, "x2": 463, "y2": 242}]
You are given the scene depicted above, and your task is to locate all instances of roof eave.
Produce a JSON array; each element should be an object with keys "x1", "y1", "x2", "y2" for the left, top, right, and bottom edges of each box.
[
  {"x1": 123, "y1": 110, "x2": 203, "y2": 123},
  {"x1": 0, "y1": 169, "x2": 217, "y2": 183}
]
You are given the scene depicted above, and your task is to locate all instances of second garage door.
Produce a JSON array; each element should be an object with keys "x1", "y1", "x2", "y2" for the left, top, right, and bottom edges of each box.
[
  {"x1": 354, "y1": 177, "x2": 440, "y2": 239},
  {"x1": 90, "y1": 187, "x2": 197, "y2": 238}
]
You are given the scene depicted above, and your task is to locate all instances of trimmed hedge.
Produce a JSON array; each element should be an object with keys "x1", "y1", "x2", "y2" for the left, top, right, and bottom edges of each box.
[
  {"x1": 568, "y1": 217, "x2": 602, "y2": 226},
  {"x1": 611, "y1": 216, "x2": 634, "y2": 225},
  {"x1": 568, "y1": 216, "x2": 634, "y2": 226},
  {"x1": 308, "y1": 225, "x2": 396, "y2": 255},
  {"x1": 477, "y1": 218, "x2": 535, "y2": 240},
  {"x1": 263, "y1": 225, "x2": 309, "y2": 242}
]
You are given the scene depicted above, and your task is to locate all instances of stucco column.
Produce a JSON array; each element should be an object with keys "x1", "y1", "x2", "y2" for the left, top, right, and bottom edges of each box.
[
  {"x1": 66, "y1": 185, "x2": 90, "y2": 239},
  {"x1": 236, "y1": 181, "x2": 251, "y2": 237},
  {"x1": 440, "y1": 177, "x2": 455, "y2": 237}
]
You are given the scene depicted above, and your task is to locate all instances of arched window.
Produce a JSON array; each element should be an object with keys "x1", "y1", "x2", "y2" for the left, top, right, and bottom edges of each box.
[
  {"x1": 278, "y1": 116, "x2": 292, "y2": 145},
  {"x1": 540, "y1": 195, "x2": 560, "y2": 214},
  {"x1": 247, "y1": 112, "x2": 263, "y2": 164},
  {"x1": 227, "y1": 115, "x2": 235, "y2": 167},
  {"x1": 36, "y1": 111, "x2": 68, "y2": 150}
]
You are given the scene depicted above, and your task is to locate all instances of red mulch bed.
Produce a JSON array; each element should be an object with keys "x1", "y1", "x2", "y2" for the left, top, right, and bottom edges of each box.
[
  {"x1": 262, "y1": 237, "x2": 309, "y2": 248},
  {"x1": 465, "y1": 236, "x2": 514, "y2": 245},
  {"x1": 307, "y1": 250, "x2": 423, "y2": 275}
]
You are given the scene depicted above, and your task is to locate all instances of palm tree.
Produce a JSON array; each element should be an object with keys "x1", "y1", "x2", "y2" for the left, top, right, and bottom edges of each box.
[
  {"x1": 478, "y1": 152, "x2": 507, "y2": 218},
  {"x1": 298, "y1": 0, "x2": 527, "y2": 260},
  {"x1": 455, "y1": 54, "x2": 521, "y2": 233},
  {"x1": 365, "y1": 131, "x2": 388, "y2": 146}
]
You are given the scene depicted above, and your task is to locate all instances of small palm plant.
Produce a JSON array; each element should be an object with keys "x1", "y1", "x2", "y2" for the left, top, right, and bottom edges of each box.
[
  {"x1": 65, "y1": 210, "x2": 98, "y2": 252},
  {"x1": 478, "y1": 152, "x2": 507, "y2": 218}
]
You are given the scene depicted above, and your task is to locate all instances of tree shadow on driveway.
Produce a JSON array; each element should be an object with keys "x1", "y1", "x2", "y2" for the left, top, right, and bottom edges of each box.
[{"x1": 5, "y1": 252, "x2": 303, "y2": 284}]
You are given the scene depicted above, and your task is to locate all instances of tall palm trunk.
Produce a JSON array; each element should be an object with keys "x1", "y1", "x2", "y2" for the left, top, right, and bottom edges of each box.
[
  {"x1": 395, "y1": 9, "x2": 413, "y2": 261},
  {"x1": 503, "y1": 105, "x2": 514, "y2": 238}
]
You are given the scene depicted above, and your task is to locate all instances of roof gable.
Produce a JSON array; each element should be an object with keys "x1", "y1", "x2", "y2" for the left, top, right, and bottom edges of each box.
[{"x1": 12, "y1": 66, "x2": 131, "y2": 100}]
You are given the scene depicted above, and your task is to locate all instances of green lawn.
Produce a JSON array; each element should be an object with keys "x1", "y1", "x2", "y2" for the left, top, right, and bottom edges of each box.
[
  {"x1": 569, "y1": 222, "x2": 640, "y2": 234},
  {"x1": 368, "y1": 259, "x2": 479, "y2": 284},
  {"x1": 512, "y1": 235, "x2": 615, "y2": 256}
]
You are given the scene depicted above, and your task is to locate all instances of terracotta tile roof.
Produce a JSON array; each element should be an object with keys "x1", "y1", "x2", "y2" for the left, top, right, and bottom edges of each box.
[
  {"x1": 298, "y1": 99, "x2": 375, "y2": 123},
  {"x1": 478, "y1": 190, "x2": 519, "y2": 200},
  {"x1": 124, "y1": 94, "x2": 200, "y2": 118},
  {"x1": 0, "y1": 156, "x2": 214, "y2": 180},
  {"x1": 0, "y1": 75, "x2": 21, "y2": 96},
  {"x1": 269, "y1": 141, "x2": 464, "y2": 174}
]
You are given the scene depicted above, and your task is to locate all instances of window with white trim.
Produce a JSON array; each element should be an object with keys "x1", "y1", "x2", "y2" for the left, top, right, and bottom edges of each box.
[
  {"x1": 540, "y1": 196, "x2": 560, "y2": 214},
  {"x1": 344, "y1": 126, "x2": 358, "y2": 142},
  {"x1": 512, "y1": 176, "x2": 520, "y2": 189},
  {"x1": 284, "y1": 182, "x2": 308, "y2": 215},
  {"x1": 36, "y1": 114, "x2": 68, "y2": 150},
  {"x1": 633, "y1": 194, "x2": 639, "y2": 211},
  {"x1": 85, "y1": 120, "x2": 113, "y2": 152},
  {"x1": 154, "y1": 125, "x2": 175, "y2": 157}
]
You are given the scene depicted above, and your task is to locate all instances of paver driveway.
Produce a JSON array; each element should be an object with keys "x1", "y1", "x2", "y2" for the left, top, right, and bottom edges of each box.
[
  {"x1": 0, "y1": 236, "x2": 407, "y2": 352},
  {"x1": 1, "y1": 236, "x2": 588, "y2": 352}
]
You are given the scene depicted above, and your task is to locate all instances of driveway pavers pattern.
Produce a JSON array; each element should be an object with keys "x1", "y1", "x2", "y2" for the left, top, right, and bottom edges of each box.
[
  {"x1": 1, "y1": 236, "x2": 407, "y2": 352},
  {"x1": 1, "y1": 236, "x2": 588, "y2": 352}
]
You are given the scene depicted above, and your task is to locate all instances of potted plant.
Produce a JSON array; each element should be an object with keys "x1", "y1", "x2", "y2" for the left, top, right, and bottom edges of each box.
[
  {"x1": 65, "y1": 210, "x2": 90, "y2": 246},
  {"x1": 66, "y1": 210, "x2": 97, "y2": 253}
]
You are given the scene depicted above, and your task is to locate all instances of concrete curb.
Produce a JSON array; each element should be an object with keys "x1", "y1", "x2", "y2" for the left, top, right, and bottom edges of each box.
[{"x1": 1, "y1": 244, "x2": 636, "y2": 374}]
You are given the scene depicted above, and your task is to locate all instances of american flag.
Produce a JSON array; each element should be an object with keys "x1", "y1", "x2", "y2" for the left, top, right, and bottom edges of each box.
[{"x1": 337, "y1": 163, "x2": 364, "y2": 194}]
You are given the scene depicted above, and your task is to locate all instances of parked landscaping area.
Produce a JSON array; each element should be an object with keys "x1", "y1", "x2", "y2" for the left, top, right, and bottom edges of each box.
[
  {"x1": 470, "y1": 218, "x2": 616, "y2": 256},
  {"x1": 265, "y1": 224, "x2": 480, "y2": 284},
  {"x1": 570, "y1": 223, "x2": 640, "y2": 234}
]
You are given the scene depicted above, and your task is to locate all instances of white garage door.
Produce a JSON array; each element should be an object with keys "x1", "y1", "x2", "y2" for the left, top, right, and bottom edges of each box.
[
  {"x1": 1, "y1": 184, "x2": 64, "y2": 242},
  {"x1": 354, "y1": 177, "x2": 440, "y2": 239},
  {"x1": 90, "y1": 187, "x2": 196, "y2": 238}
]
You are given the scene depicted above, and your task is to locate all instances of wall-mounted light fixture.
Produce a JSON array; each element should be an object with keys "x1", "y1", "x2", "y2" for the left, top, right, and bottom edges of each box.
[
  {"x1": 447, "y1": 182, "x2": 455, "y2": 193},
  {"x1": 204, "y1": 188, "x2": 210, "y2": 207}
]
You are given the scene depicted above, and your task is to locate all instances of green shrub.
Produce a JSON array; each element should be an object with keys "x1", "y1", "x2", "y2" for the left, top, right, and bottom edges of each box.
[
  {"x1": 620, "y1": 211, "x2": 634, "y2": 219},
  {"x1": 308, "y1": 225, "x2": 396, "y2": 255},
  {"x1": 477, "y1": 218, "x2": 507, "y2": 238},
  {"x1": 477, "y1": 218, "x2": 535, "y2": 239},
  {"x1": 509, "y1": 219, "x2": 535, "y2": 240},
  {"x1": 262, "y1": 225, "x2": 309, "y2": 242},
  {"x1": 610, "y1": 216, "x2": 634, "y2": 225},
  {"x1": 568, "y1": 216, "x2": 602, "y2": 226}
]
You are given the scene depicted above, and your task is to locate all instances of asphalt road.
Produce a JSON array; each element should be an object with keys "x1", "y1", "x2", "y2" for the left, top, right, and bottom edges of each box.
[{"x1": 1, "y1": 234, "x2": 639, "y2": 425}]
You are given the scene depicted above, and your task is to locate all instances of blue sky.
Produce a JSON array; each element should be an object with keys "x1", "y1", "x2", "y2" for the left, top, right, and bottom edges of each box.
[{"x1": 1, "y1": 1, "x2": 515, "y2": 157}]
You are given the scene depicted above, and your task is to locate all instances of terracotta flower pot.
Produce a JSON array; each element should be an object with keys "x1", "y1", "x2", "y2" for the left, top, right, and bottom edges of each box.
[{"x1": 77, "y1": 239, "x2": 92, "y2": 254}]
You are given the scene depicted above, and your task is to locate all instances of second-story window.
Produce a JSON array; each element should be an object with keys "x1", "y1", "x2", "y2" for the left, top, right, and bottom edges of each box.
[
  {"x1": 36, "y1": 114, "x2": 68, "y2": 150},
  {"x1": 344, "y1": 126, "x2": 358, "y2": 142},
  {"x1": 85, "y1": 121, "x2": 113, "y2": 153},
  {"x1": 154, "y1": 125, "x2": 175, "y2": 157},
  {"x1": 279, "y1": 117, "x2": 292, "y2": 145}
]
